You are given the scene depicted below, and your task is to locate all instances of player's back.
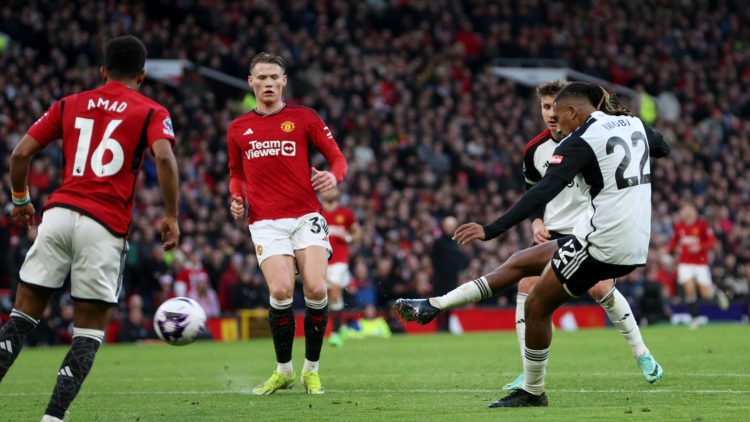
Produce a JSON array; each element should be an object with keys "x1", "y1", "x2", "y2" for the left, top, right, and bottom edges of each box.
[
  {"x1": 28, "y1": 81, "x2": 174, "y2": 236},
  {"x1": 570, "y1": 111, "x2": 654, "y2": 266}
]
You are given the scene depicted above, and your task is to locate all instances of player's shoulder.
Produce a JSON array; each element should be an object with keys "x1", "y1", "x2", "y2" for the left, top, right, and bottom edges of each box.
[
  {"x1": 523, "y1": 128, "x2": 552, "y2": 158},
  {"x1": 285, "y1": 104, "x2": 323, "y2": 121}
]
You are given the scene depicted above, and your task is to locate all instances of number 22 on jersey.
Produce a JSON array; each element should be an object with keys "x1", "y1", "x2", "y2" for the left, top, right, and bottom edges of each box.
[{"x1": 73, "y1": 117, "x2": 125, "y2": 177}]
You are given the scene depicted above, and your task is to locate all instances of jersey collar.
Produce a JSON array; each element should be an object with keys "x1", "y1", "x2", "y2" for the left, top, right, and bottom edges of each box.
[{"x1": 253, "y1": 103, "x2": 287, "y2": 117}]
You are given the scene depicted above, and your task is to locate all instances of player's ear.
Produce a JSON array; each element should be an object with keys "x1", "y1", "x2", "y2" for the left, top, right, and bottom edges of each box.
[
  {"x1": 136, "y1": 70, "x2": 146, "y2": 86},
  {"x1": 247, "y1": 75, "x2": 253, "y2": 87},
  {"x1": 100, "y1": 66, "x2": 108, "y2": 82},
  {"x1": 281, "y1": 74, "x2": 288, "y2": 87}
]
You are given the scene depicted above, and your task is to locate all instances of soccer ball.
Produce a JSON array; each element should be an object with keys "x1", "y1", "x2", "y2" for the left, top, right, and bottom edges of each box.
[{"x1": 153, "y1": 297, "x2": 207, "y2": 346}]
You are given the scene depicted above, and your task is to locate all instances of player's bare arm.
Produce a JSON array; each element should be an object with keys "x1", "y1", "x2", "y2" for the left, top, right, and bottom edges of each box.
[
  {"x1": 152, "y1": 138, "x2": 180, "y2": 250},
  {"x1": 9, "y1": 134, "x2": 44, "y2": 226},
  {"x1": 531, "y1": 218, "x2": 551, "y2": 244}
]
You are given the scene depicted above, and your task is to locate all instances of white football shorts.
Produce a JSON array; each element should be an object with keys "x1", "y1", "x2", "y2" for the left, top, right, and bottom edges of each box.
[
  {"x1": 326, "y1": 262, "x2": 352, "y2": 288},
  {"x1": 19, "y1": 207, "x2": 127, "y2": 304},
  {"x1": 249, "y1": 212, "x2": 332, "y2": 265},
  {"x1": 676, "y1": 263, "x2": 713, "y2": 287}
]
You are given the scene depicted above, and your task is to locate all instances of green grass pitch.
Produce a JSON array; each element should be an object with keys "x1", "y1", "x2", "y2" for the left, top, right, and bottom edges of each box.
[{"x1": 1, "y1": 324, "x2": 749, "y2": 421}]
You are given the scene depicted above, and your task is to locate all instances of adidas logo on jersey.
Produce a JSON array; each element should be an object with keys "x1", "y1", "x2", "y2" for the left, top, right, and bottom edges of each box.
[
  {"x1": 0, "y1": 339, "x2": 12, "y2": 353},
  {"x1": 244, "y1": 128, "x2": 254, "y2": 135}
]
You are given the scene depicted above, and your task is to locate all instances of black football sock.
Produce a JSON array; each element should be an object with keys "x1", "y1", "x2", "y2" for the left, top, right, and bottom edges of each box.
[
  {"x1": 304, "y1": 297, "x2": 329, "y2": 362},
  {"x1": 0, "y1": 308, "x2": 39, "y2": 382},
  {"x1": 268, "y1": 299, "x2": 295, "y2": 366}
]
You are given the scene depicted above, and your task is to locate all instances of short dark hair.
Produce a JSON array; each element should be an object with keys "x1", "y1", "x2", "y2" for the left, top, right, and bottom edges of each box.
[
  {"x1": 536, "y1": 80, "x2": 568, "y2": 98},
  {"x1": 104, "y1": 35, "x2": 147, "y2": 79},
  {"x1": 249, "y1": 52, "x2": 286, "y2": 73},
  {"x1": 554, "y1": 82, "x2": 630, "y2": 116}
]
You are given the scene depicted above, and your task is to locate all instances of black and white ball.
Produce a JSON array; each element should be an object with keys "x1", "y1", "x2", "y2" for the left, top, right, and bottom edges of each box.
[{"x1": 154, "y1": 297, "x2": 207, "y2": 346}]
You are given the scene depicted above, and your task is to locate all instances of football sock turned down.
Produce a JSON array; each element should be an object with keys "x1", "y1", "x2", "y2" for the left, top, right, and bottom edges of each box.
[
  {"x1": 522, "y1": 347, "x2": 549, "y2": 396},
  {"x1": 269, "y1": 298, "x2": 295, "y2": 375},
  {"x1": 44, "y1": 328, "x2": 104, "y2": 419},
  {"x1": 0, "y1": 308, "x2": 39, "y2": 382},
  {"x1": 429, "y1": 277, "x2": 491, "y2": 310},
  {"x1": 599, "y1": 288, "x2": 649, "y2": 357},
  {"x1": 304, "y1": 297, "x2": 328, "y2": 365}
]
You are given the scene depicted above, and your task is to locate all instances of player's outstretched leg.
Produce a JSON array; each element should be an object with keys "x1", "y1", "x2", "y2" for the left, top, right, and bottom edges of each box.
[
  {"x1": 254, "y1": 298, "x2": 296, "y2": 395},
  {"x1": 592, "y1": 283, "x2": 664, "y2": 383},
  {"x1": 395, "y1": 242, "x2": 558, "y2": 324}
]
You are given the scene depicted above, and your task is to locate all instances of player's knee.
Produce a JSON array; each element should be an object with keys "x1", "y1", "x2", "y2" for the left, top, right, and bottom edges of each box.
[
  {"x1": 588, "y1": 282, "x2": 614, "y2": 303},
  {"x1": 524, "y1": 294, "x2": 553, "y2": 321},
  {"x1": 305, "y1": 283, "x2": 328, "y2": 301},
  {"x1": 268, "y1": 284, "x2": 293, "y2": 301},
  {"x1": 518, "y1": 277, "x2": 537, "y2": 294}
]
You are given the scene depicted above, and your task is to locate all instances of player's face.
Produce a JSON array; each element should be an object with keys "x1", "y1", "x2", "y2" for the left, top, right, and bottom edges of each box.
[
  {"x1": 552, "y1": 101, "x2": 578, "y2": 136},
  {"x1": 540, "y1": 95, "x2": 560, "y2": 134},
  {"x1": 248, "y1": 63, "x2": 287, "y2": 106}
]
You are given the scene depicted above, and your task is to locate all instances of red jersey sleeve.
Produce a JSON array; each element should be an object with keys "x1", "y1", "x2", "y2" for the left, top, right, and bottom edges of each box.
[
  {"x1": 307, "y1": 112, "x2": 348, "y2": 182},
  {"x1": 700, "y1": 222, "x2": 717, "y2": 251},
  {"x1": 227, "y1": 124, "x2": 247, "y2": 200},
  {"x1": 345, "y1": 207, "x2": 356, "y2": 229},
  {"x1": 27, "y1": 100, "x2": 64, "y2": 147},
  {"x1": 147, "y1": 108, "x2": 176, "y2": 148}
]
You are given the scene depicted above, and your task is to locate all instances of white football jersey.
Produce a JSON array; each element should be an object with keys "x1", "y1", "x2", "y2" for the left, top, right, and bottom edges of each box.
[
  {"x1": 523, "y1": 130, "x2": 588, "y2": 234},
  {"x1": 547, "y1": 111, "x2": 661, "y2": 265}
]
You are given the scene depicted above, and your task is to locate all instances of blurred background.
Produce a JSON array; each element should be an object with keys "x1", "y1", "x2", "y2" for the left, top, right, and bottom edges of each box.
[{"x1": 1, "y1": 0, "x2": 749, "y2": 344}]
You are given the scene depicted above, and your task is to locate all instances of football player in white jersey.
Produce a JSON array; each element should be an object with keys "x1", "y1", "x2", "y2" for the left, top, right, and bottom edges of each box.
[
  {"x1": 396, "y1": 82, "x2": 670, "y2": 408},
  {"x1": 502, "y1": 81, "x2": 661, "y2": 391}
]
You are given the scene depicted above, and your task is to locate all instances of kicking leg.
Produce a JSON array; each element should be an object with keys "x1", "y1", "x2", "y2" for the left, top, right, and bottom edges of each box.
[{"x1": 396, "y1": 241, "x2": 559, "y2": 323}]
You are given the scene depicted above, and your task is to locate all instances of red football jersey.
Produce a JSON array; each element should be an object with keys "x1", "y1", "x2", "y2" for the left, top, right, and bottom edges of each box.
[
  {"x1": 667, "y1": 219, "x2": 716, "y2": 265},
  {"x1": 26, "y1": 81, "x2": 175, "y2": 236},
  {"x1": 321, "y1": 206, "x2": 355, "y2": 264},
  {"x1": 227, "y1": 104, "x2": 347, "y2": 223}
]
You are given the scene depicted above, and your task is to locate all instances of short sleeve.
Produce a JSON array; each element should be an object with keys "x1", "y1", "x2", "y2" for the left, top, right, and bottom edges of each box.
[
  {"x1": 27, "y1": 100, "x2": 64, "y2": 146},
  {"x1": 147, "y1": 108, "x2": 176, "y2": 148}
]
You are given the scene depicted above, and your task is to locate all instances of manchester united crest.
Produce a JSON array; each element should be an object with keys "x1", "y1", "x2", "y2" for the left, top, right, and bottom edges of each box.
[{"x1": 280, "y1": 121, "x2": 295, "y2": 133}]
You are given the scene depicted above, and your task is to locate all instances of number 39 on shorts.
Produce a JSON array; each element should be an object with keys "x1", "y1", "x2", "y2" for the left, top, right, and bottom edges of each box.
[{"x1": 309, "y1": 216, "x2": 329, "y2": 235}]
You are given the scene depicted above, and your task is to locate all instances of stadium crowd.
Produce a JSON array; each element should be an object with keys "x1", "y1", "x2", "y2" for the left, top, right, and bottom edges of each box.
[{"x1": 1, "y1": 0, "x2": 749, "y2": 343}]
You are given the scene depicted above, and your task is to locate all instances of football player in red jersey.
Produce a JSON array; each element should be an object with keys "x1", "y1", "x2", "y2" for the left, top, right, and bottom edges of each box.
[
  {"x1": 227, "y1": 52, "x2": 347, "y2": 395},
  {"x1": 0, "y1": 36, "x2": 179, "y2": 421},
  {"x1": 319, "y1": 186, "x2": 361, "y2": 347},
  {"x1": 668, "y1": 204, "x2": 728, "y2": 328}
]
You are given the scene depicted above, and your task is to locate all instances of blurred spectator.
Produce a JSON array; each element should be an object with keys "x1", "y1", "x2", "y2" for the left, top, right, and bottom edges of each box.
[
  {"x1": 187, "y1": 273, "x2": 220, "y2": 318},
  {"x1": 229, "y1": 271, "x2": 269, "y2": 311},
  {"x1": 117, "y1": 294, "x2": 154, "y2": 343}
]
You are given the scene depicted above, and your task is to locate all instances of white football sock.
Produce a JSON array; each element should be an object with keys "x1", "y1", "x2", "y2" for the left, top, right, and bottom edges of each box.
[
  {"x1": 515, "y1": 293, "x2": 528, "y2": 364},
  {"x1": 276, "y1": 360, "x2": 293, "y2": 376},
  {"x1": 600, "y1": 289, "x2": 649, "y2": 357},
  {"x1": 302, "y1": 359, "x2": 319, "y2": 373},
  {"x1": 429, "y1": 277, "x2": 491, "y2": 310},
  {"x1": 522, "y1": 347, "x2": 549, "y2": 396}
]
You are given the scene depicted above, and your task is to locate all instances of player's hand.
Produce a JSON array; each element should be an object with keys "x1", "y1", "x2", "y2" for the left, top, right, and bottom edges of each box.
[
  {"x1": 11, "y1": 203, "x2": 35, "y2": 227},
  {"x1": 311, "y1": 167, "x2": 337, "y2": 192},
  {"x1": 230, "y1": 195, "x2": 245, "y2": 221},
  {"x1": 532, "y1": 219, "x2": 551, "y2": 244},
  {"x1": 160, "y1": 216, "x2": 180, "y2": 251},
  {"x1": 452, "y1": 222, "x2": 485, "y2": 245}
]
